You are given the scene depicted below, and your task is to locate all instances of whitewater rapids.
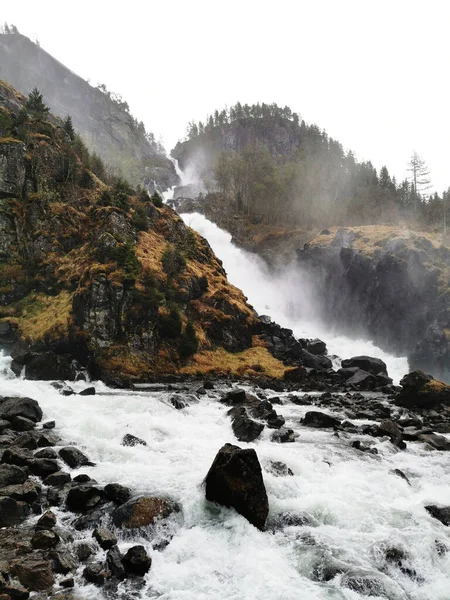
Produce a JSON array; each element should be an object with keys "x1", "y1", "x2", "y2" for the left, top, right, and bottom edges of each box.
[{"x1": 1, "y1": 350, "x2": 450, "y2": 599}]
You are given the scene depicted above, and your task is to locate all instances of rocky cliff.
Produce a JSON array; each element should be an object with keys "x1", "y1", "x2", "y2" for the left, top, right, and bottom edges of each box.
[
  {"x1": 0, "y1": 79, "x2": 291, "y2": 383},
  {"x1": 297, "y1": 226, "x2": 450, "y2": 382},
  {"x1": 0, "y1": 32, "x2": 178, "y2": 191}
]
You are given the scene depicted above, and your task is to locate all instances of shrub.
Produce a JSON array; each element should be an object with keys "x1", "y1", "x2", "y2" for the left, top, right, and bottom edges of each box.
[
  {"x1": 162, "y1": 245, "x2": 186, "y2": 277},
  {"x1": 132, "y1": 204, "x2": 148, "y2": 231},
  {"x1": 179, "y1": 321, "x2": 198, "y2": 358},
  {"x1": 151, "y1": 191, "x2": 163, "y2": 208},
  {"x1": 158, "y1": 306, "x2": 182, "y2": 339}
]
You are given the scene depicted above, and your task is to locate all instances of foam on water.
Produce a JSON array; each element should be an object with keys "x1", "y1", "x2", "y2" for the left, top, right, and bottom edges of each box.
[
  {"x1": 180, "y1": 212, "x2": 409, "y2": 384},
  {"x1": 1, "y1": 360, "x2": 449, "y2": 599}
]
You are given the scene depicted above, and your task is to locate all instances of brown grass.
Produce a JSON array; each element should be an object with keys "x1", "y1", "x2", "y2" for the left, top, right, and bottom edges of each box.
[{"x1": 424, "y1": 379, "x2": 450, "y2": 393}]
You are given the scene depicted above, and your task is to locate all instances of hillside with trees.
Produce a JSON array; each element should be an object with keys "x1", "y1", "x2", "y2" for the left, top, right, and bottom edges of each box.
[
  {"x1": 172, "y1": 102, "x2": 449, "y2": 232},
  {"x1": 0, "y1": 25, "x2": 178, "y2": 192}
]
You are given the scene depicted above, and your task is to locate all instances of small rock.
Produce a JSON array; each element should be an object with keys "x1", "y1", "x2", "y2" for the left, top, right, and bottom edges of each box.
[
  {"x1": 34, "y1": 448, "x2": 57, "y2": 459},
  {"x1": 31, "y1": 529, "x2": 59, "y2": 550},
  {"x1": 1, "y1": 581, "x2": 30, "y2": 599},
  {"x1": 0, "y1": 481, "x2": 41, "y2": 503},
  {"x1": 83, "y1": 562, "x2": 108, "y2": 585},
  {"x1": 267, "y1": 460, "x2": 294, "y2": 477},
  {"x1": 122, "y1": 546, "x2": 151, "y2": 576},
  {"x1": 112, "y1": 496, "x2": 177, "y2": 529},
  {"x1": 59, "y1": 447, "x2": 93, "y2": 469},
  {"x1": 36, "y1": 510, "x2": 57, "y2": 529},
  {"x1": 419, "y1": 433, "x2": 450, "y2": 451},
  {"x1": 221, "y1": 389, "x2": 246, "y2": 405},
  {"x1": 0, "y1": 397, "x2": 43, "y2": 423},
  {"x1": 302, "y1": 411, "x2": 341, "y2": 429},
  {"x1": 0, "y1": 464, "x2": 28, "y2": 487},
  {"x1": 10, "y1": 416, "x2": 35, "y2": 432},
  {"x1": 66, "y1": 484, "x2": 105, "y2": 512},
  {"x1": 122, "y1": 434, "x2": 147, "y2": 447},
  {"x1": 29, "y1": 458, "x2": 60, "y2": 477},
  {"x1": 203, "y1": 381, "x2": 214, "y2": 390},
  {"x1": 93, "y1": 527, "x2": 117, "y2": 550},
  {"x1": 60, "y1": 577, "x2": 74, "y2": 588},
  {"x1": 1, "y1": 447, "x2": 33, "y2": 467},
  {"x1": 0, "y1": 497, "x2": 29, "y2": 527},
  {"x1": 104, "y1": 482, "x2": 131, "y2": 505},
  {"x1": 43, "y1": 470, "x2": 71, "y2": 487},
  {"x1": 42, "y1": 421, "x2": 56, "y2": 430},
  {"x1": 50, "y1": 549, "x2": 78, "y2": 574},
  {"x1": 74, "y1": 541, "x2": 95, "y2": 562},
  {"x1": 391, "y1": 469, "x2": 411, "y2": 485},
  {"x1": 46, "y1": 487, "x2": 61, "y2": 507},
  {"x1": 271, "y1": 428, "x2": 296, "y2": 443},
  {"x1": 170, "y1": 395, "x2": 187, "y2": 409},
  {"x1": 229, "y1": 406, "x2": 264, "y2": 442},
  {"x1": 106, "y1": 546, "x2": 125, "y2": 579},
  {"x1": 307, "y1": 339, "x2": 327, "y2": 355},
  {"x1": 426, "y1": 505, "x2": 450, "y2": 526},
  {"x1": 37, "y1": 432, "x2": 59, "y2": 447},
  {"x1": 79, "y1": 387, "x2": 96, "y2": 396}
]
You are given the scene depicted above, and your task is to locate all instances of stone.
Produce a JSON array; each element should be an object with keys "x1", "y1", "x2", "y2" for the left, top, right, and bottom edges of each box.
[
  {"x1": 66, "y1": 485, "x2": 105, "y2": 512},
  {"x1": 122, "y1": 434, "x2": 147, "y2": 447},
  {"x1": 29, "y1": 458, "x2": 59, "y2": 477},
  {"x1": 397, "y1": 371, "x2": 450, "y2": 408},
  {"x1": 37, "y1": 433, "x2": 59, "y2": 447},
  {"x1": 24, "y1": 353, "x2": 76, "y2": 381},
  {"x1": 0, "y1": 464, "x2": 28, "y2": 486},
  {"x1": 0, "y1": 497, "x2": 29, "y2": 526},
  {"x1": 229, "y1": 407, "x2": 264, "y2": 443},
  {"x1": 11, "y1": 558, "x2": 55, "y2": 592},
  {"x1": 106, "y1": 546, "x2": 125, "y2": 579},
  {"x1": 50, "y1": 549, "x2": 78, "y2": 574},
  {"x1": 79, "y1": 387, "x2": 96, "y2": 396},
  {"x1": 43, "y1": 470, "x2": 71, "y2": 487},
  {"x1": 31, "y1": 529, "x2": 59, "y2": 550},
  {"x1": 59, "y1": 447, "x2": 93, "y2": 469},
  {"x1": 36, "y1": 510, "x2": 57, "y2": 529},
  {"x1": 60, "y1": 577, "x2": 74, "y2": 588},
  {"x1": 0, "y1": 397, "x2": 42, "y2": 423},
  {"x1": 42, "y1": 421, "x2": 55, "y2": 430},
  {"x1": 112, "y1": 496, "x2": 177, "y2": 529},
  {"x1": 34, "y1": 448, "x2": 57, "y2": 459},
  {"x1": 0, "y1": 481, "x2": 41, "y2": 503},
  {"x1": 74, "y1": 541, "x2": 95, "y2": 562},
  {"x1": 9, "y1": 417, "x2": 35, "y2": 432},
  {"x1": 93, "y1": 528, "x2": 117, "y2": 550},
  {"x1": 13, "y1": 433, "x2": 38, "y2": 450},
  {"x1": 170, "y1": 395, "x2": 187, "y2": 409},
  {"x1": 302, "y1": 411, "x2": 341, "y2": 429},
  {"x1": 271, "y1": 428, "x2": 296, "y2": 443},
  {"x1": 0, "y1": 139, "x2": 26, "y2": 198},
  {"x1": 426, "y1": 505, "x2": 450, "y2": 526},
  {"x1": 104, "y1": 482, "x2": 131, "y2": 505},
  {"x1": 1, "y1": 447, "x2": 33, "y2": 467},
  {"x1": 341, "y1": 355, "x2": 388, "y2": 376},
  {"x1": 345, "y1": 369, "x2": 377, "y2": 389},
  {"x1": 221, "y1": 389, "x2": 246, "y2": 405},
  {"x1": 267, "y1": 461, "x2": 294, "y2": 477},
  {"x1": 83, "y1": 562, "x2": 108, "y2": 585},
  {"x1": 300, "y1": 349, "x2": 332, "y2": 370},
  {"x1": 283, "y1": 366, "x2": 308, "y2": 383},
  {"x1": 46, "y1": 487, "x2": 61, "y2": 507},
  {"x1": 379, "y1": 419, "x2": 406, "y2": 449},
  {"x1": 0, "y1": 581, "x2": 29, "y2": 599},
  {"x1": 419, "y1": 433, "x2": 450, "y2": 451},
  {"x1": 204, "y1": 443, "x2": 269, "y2": 530},
  {"x1": 306, "y1": 338, "x2": 327, "y2": 355},
  {"x1": 122, "y1": 546, "x2": 151, "y2": 576},
  {"x1": 72, "y1": 474, "x2": 93, "y2": 483}
]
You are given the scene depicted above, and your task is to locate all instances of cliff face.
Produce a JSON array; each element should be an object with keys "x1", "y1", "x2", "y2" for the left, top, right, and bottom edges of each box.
[
  {"x1": 297, "y1": 226, "x2": 450, "y2": 382},
  {"x1": 0, "y1": 80, "x2": 287, "y2": 383},
  {"x1": 0, "y1": 32, "x2": 178, "y2": 191}
]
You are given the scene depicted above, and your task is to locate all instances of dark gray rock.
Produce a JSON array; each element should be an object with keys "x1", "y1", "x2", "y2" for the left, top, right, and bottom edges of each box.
[
  {"x1": 10, "y1": 558, "x2": 54, "y2": 592},
  {"x1": 426, "y1": 505, "x2": 450, "y2": 526},
  {"x1": 42, "y1": 420, "x2": 55, "y2": 430},
  {"x1": 93, "y1": 527, "x2": 117, "y2": 550},
  {"x1": 0, "y1": 397, "x2": 42, "y2": 423},
  {"x1": 122, "y1": 545, "x2": 151, "y2": 576},
  {"x1": 307, "y1": 338, "x2": 327, "y2": 355},
  {"x1": 204, "y1": 443, "x2": 268, "y2": 530},
  {"x1": 10, "y1": 416, "x2": 35, "y2": 432},
  {"x1": 50, "y1": 548, "x2": 78, "y2": 574},
  {"x1": 66, "y1": 484, "x2": 106, "y2": 512},
  {"x1": 271, "y1": 428, "x2": 296, "y2": 443},
  {"x1": 0, "y1": 480, "x2": 41, "y2": 503},
  {"x1": 31, "y1": 529, "x2": 59, "y2": 550},
  {"x1": 59, "y1": 446, "x2": 93, "y2": 468},
  {"x1": 418, "y1": 433, "x2": 450, "y2": 451},
  {"x1": 79, "y1": 387, "x2": 96, "y2": 396},
  {"x1": 122, "y1": 434, "x2": 147, "y2": 447},
  {"x1": 43, "y1": 470, "x2": 71, "y2": 487},
  {"x1": 221, "y1": 389, "x2": 246, "y2": 405},
  {"x1": 36, "y1": 510, "x2": 57, "y2": 529},
  {"x1": 341, "y1": 355, "x2": 388, "y2": 376},
  {"x1": 229, "y1": 406, "x2": 264, "y2": 443},
  {"x1": 302, "y1": 411, "x2": 341, "y2": 429},
  {"x1": 106, "y1": 546, "x2": 125, "y2": 579},
  {"x1": 83, "y1": 562, "x2": 108, "y2": 585},
  {"x1": 34, "y1": 448, "x2": 57, "y2": 459},
  {"x1": 0, "y1": 464, "x2": 28, "y2": 486},
  {"x1": 112, "y1": 496, "x2": 177, "y2": 529},
  {"x1": 1, "y1": 447, "x2": 33, "y2": 467},
  {"x1": 345, "y1": 369, "x2": 377, "y2": 389},
  {"x1": 104, "y1": 482, "x2": 131, "y2": 505},
  {"x1": 266, "y1": 461, "x2": 294, "y2": 477},
  {"x1": 29, "y1": 458, "x2": 60, "y2": 477},
  {"x1": 0, "y1": 496, "x2": 29, "y2": 526}
]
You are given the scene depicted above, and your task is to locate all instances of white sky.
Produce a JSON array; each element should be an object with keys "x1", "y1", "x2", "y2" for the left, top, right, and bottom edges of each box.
[{"x1": 3, "y1": 0, "x2": 449, "y2": 192}]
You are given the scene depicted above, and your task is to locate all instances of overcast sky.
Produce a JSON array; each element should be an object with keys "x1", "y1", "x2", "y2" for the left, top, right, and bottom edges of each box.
[{"x1": 3, "y1": 0, "x2": 449, "y2": 192}]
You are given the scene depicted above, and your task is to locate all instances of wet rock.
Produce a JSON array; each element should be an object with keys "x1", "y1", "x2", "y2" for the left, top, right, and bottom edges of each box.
[
  {"x1": 43, "y1": 470, "x2": 71, "y2": 487},
  {"x1": 0, "y1": 397, "x2": 42, "y2": 423},
  {"x1": 79, "y1": 387, "x2": 96, "y2": 396},
  {"x1": 426, "y1": 505, "x2": 450, "y2": 526},
  {"x1": 106, "y1": 546, "x2": 125, "y2": 579},
  {"x1": 104, "y1": 483, "x2": 131, "y2": 505},
  {"x1": 300, "y1": 349, "x2": 332, "y2": 371},
  {"x1": 122, "y1": 546, "x2": 151, "y2": 576},
  {"x1": 29, "y1": 458, "x2": 60, "y2": 477},
  {"x1": 60, "y1": 577, "x2": 74, "y2": 588},
  {"x1": 0, "y1": 419, "x2": 10, "y2": 432},
  {"x1": 221, "y1": 389, "x2": 246, "y2": 405},
  {"x1": 34, "y1": 448, "x2": 57, "y2": 459},
  {"x1": 284, "y1": 366, "x2": 307, "y2": 383},
  {"x1": 0, "y1": 497, "x2": 29, "y2": 526},
  {"x1": 0, "y1": 464, "x2": 28, "y2": 486},
  {"x1": 351, "y1": 440, "x2": 378, "y2": 454},
  {"x1": 93, "y1": 528, "x2": 117, "y2": 550},
  {"x1": 0, "y1": 481, "x2": 41, "y2": 503},
  {"x1": 13, "y1": 433, "x2": 38, "y2": 450},
  {"x1": 59, "y1": 447, "x2": 93, "y2": 469},
  {"x1": 266, "y1": 461, "x2": 294, "y2": 477},
  {"x1": 269, "y1": 511, "x2": 318, "y2": 529},
  {"x1": 1, "y1": 580, "x2": 30, "y2": 599},
  {"x1": 72, "y1": 474, "x2": 93, "y2": 483},
  {"x1": 229, "y1": 406, "x2": 264, "y2": 443},
  {"x1": 122, "y1": 434, "x2": 147, "y2": 447},
  {"x1": 170, "y1": 395, "x2": 187, "y2": 409},
  {"x1": 345, "y1": 369, "x2": 377, "y2": 389},
  {"x1": 74, "y1": 541, "x2": 95, "y2": 562},
  {"x1": 266, "y1": 414, "x2": 285, "y2": 429},
  {"x1": 396, "y1": 371, "x2": 450, "y2": 408},
  {"x1": 341, "y1": 570, "x2": 385, "y2": 596},
  {"x1": 46, "y1": 487, "x2": 61, "y2": 507},
  {"x1": 1, "y1": 447, "x2": 33, "y2": 467},
  {"x1": 306, "y1": 338, "x2": 327, "y2": 355},
  {"x1": 31, "y1": 529, "x2": 59, "y2": 550},
  {"x1": 50, "y1": 549, "x2": 78, "y2": 574},
  {"x1": 72, "y1": 503, "x2": 114, "y2": 530},
  {"x1": 37, "y1": 433, "x2": 59, "y2": 447},
  {"x1": 418, "y1": 433, "x2": 450, "y2": 451},
  {"x1": 379, "y1": 419, "x2": 406, "y2": 449},
  {"x1": 83, "y1": 562, "x2": 108, "y2": 585},
  {"x1": 302, "y1": 411, "x2": 341, "y2": 429},
  {"x1": 341, "y1": 355, "x2": 388, "y2": 376},
  {"x1": 36, "y1": 510, "x2": 57, "y2": 529},
  {"x1": 391, "y1": 469, "x2": 411, "y2": 485},
  {"x1": 112, "y1": 496, "x2": 177, "y2": 529},
  {"x1": 42, "y1": 421, "x2": 55, "y2": 430},
  {"x1": 24, "y1": 352, "x2": 77, "y2": 381},
  {"x1": 66, "y1": 484, "x2": 106, "y2": 512},
  {"x1": 204, "y1": 443, "x2": 268, "y2": 530},
  {"x1": 271, "y1": 428, "x2": 296, "y2": 443},
  {"x1": 10, "y1": 417, "x2": 35, "y2": 432},
  {"x1": 203, "y1": 381, "x2": 214, "y2": 390}
]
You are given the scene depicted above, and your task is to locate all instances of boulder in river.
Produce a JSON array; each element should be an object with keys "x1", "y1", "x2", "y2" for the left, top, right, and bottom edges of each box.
[
  {"x1": 112, "y1": 496, "x2": 178, "y2": 529},
  {"x1": 425, "y1": 505, "x2": 450, "y2": 526},
  {"x1": 396, "y1": 370, "x2": 450, "y2": 408},
  {"x1": 341, "y1": 355, "x2": 388, "y2": 376},
  {"x1": 59, "y1": 446, "x2": 94, "y2": 468},
  {"x1": 0, "y1": 397, "x2": 42, "y2": 423},
  {"x1": 122, "y1": 545, "x2": 152, "y2": 576},
  {"x1": 306, "y1": 338, "x2": 327, "y2": 355},
  {"x1": 229, "y1": 406, "x2": 264, "y2": 442},
  {"x1": 204, "y1": 443, "x2": 269, "y2": 530},
  {"x1": 302, "y1": 411, "x2": 341, "y2": 429}
]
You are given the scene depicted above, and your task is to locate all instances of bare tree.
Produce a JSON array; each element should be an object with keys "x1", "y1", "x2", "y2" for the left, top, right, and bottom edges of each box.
[{"x1": 408, "y1": 152, "x2": 431, "y2": 197}]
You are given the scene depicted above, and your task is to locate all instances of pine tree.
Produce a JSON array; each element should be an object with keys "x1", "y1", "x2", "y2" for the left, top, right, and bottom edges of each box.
[
  {"x1": 63, "y1": 115, "x2": 75, "y2": 140},
  {"x1": 25, "y1": 88, "x2": 49, "y2": 117}
]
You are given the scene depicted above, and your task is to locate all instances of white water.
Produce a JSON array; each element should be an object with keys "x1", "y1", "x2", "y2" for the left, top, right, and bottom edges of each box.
[
  {"x1": 1, "y1": 352, "x2": 449, "y2": 599},
  {"x1": 180, "y1": 212, "x2": 409, "y2": 384}
]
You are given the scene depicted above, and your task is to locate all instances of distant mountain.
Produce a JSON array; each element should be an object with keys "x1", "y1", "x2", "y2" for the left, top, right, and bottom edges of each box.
[{"x1": 0, "y1": 30, "x2": 178, "y2": 192}]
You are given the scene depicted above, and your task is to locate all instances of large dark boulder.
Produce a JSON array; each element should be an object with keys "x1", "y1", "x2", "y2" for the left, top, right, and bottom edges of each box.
[
  {"x1": 204, "y1": 443, "x2": 269, "y2": 530},
  {"x1": 66, "y1": 484, "x2": 106, "y2": 512},
  {"x1": 0, "y1": 464, "x2": 28, "y2": 487},
  {"x1": 59, "y1": 446, "x2": 94, "y2": 468},
  {"x1": 300, "y1": 349, "x2": 332, "y2": 370},
  {"x1": 10, "y1": 558, "x2": 55, "y2": 591},
  {"x1": 0, "y1": 397, "x2": 42, "y2": 423},
  {"x1": 122, "y1": 546, "x2": 151, "y2": 576},
  {"x1": 302, "y1": 411, "x2": 341, "y2": 429},
  {"x1": 396, "y1": 371, "x2": 450, "y2": 408},
  {"x1": 341, "y1": 355, "x2": 388, "y2": 376},
  {"x1": 24, "y1": 352, "x2": 77, "y2": 381},
  {"x1": 425, "y1": 505, "x2": 450, "y2": 526},
  {"x1": 0, "y1": 496, "x2": 29, "y2": 526},
  {"x1": 306, "y1": 338, "x2": 327, "y2": 355},
  {"x1": 345, "y1": 368, "x2": 377, "y2": 390}
]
